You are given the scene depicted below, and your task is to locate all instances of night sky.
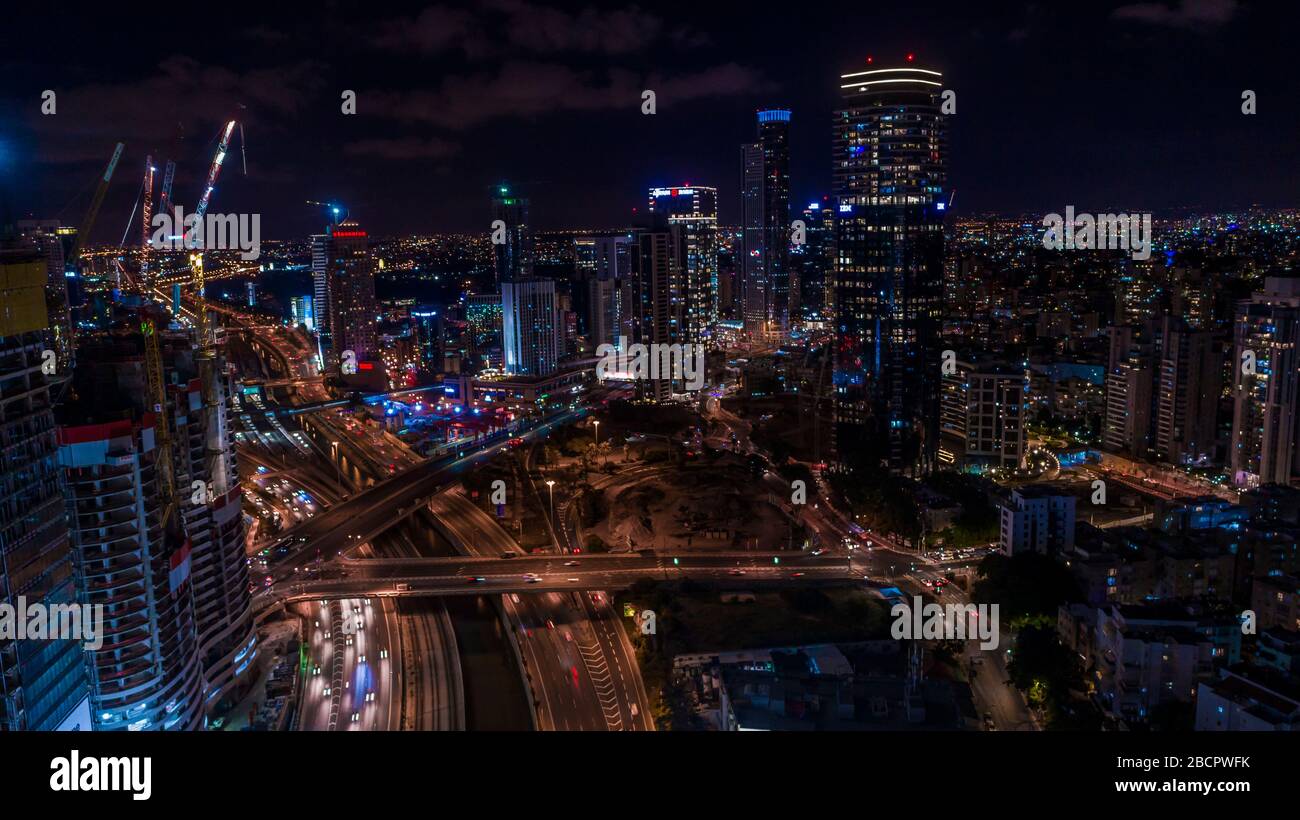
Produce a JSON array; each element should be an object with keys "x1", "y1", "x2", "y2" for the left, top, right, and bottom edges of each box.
[{"x1": 2, "y1": 0, "x2": 1297, "y2": 243}]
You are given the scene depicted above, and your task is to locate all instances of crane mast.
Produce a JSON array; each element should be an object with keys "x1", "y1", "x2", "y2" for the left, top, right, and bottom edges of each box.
[
  {"x1": 158, "y1": 160, "x2": 177, "y2": 216},
  {"x1": 139, "y1": 156, "x2": 155, "y2": 287},
  {"x1": 141, "y1": 318, "x2": 178, "y2": 529}
]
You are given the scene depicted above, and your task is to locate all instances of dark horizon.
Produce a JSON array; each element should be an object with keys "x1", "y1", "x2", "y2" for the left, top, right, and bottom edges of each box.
[{"x1": 3, "y1": 0, "x2": 1298, "y2": 243}]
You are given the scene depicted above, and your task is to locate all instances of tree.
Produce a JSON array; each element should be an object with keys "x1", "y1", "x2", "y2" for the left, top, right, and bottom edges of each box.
[{"x1": 972, "y1": 553, "x2": 1082, "y2": 628}]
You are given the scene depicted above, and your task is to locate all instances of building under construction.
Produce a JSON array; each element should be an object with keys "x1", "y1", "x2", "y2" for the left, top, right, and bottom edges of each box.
[{"x1": 55, "y1": 309, "x2": 254, "y2": 730}]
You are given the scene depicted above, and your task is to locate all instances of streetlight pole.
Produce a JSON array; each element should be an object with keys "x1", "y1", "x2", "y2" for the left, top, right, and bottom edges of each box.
[
  {"x1": 593, "y1": 420, "x2": 600, "y2": 466},
  {"x1": 545, "y1": 479, "x2": 556, "y2": 552},
  {"x1": 331, "y1": 441, "x2": 342, "y2": 497}
]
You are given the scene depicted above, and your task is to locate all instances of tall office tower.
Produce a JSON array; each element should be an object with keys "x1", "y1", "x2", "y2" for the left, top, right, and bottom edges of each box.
[
  {"x1": 290, "y1": 295, "x2": 315, "y2": 331},
  {"x1": 501, "y1": 278, "x2": 561, "y2": 376},
  {"x1": 1115, "y1": 259, "x2": 1161, "y2": 326},
  {"x1": 491, "y1": 186, "x2": 534, "y2": 286},
  {"x1": 465, "y1": 293, "x2": 504, "y2": 373},
  {"x1": 15, "y1": 219, "x2": 76, "y2": 371},
  {"x1": 716, "y1": 230, "x2": 740, "y2": 321},
  {"x1": 792, "y1": 200, "x2": 835, "y2": 322},
  {"x1": 938, "y1": 359, "x2": 1028, "y2": 471},
  {"x1": 832, "y1": 62, "x2": 947, "y2": 475},
  {"x1": 310, "y1": 233, "x2": 331, "y2": 358},
  {"x1": 410, "y1": 309, "x2": 441, "y2": 374},
  {"x1": 1103, "y1": 323, "x2": 1156, "y2": 458},
  {"x1": 322, "y1": 221, "x2": 379, "y2": 370},
  {"x1": 740, "y1": 109, "x2": 793, "y2": 337},
  {"x1": 1154, "y1": 316, "x2": 1222, "y2": 466},
  {"x1": 627, "y1": 217, "x2": 687, "y2": 403},
  {"x1": 59, "y1": 325, "x2": 253, "y2": 729},
  {"x1": 0, "y1": 251, "x2": 90, "y2": 732},
  {"x1": 648, "y1": 186, "x2": 719, "y2": 343},
  {"x1": 1230, "y1": 278, "x2": 1300, "y2": 488},
  {"x1": 575, "y1": 232, "x2": 633, "y2": 350},
  {"x1": 1170, "y1": 266, "x2": 1215, "y2": 330}
]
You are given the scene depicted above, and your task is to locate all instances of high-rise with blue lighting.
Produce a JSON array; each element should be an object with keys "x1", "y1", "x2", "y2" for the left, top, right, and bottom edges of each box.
[
  {"x1": 740, "y1": 109, "x2": 793, "y2": 337},
  {"x1": 832, "y1": 61, "x2": 947, "y2": 475}
]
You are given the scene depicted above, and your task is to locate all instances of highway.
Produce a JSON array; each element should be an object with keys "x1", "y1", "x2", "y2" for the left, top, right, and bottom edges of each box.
[
  {"x1": 263, "y1": 405, "x2": 588, "y2": 584},
  {"x1": 296, "y1": 595, "x2": 399, "y2": 731},
  {"x1": 429, "y1": 490, "x2": 653, "y2": 730},
  {"x1": 262, "y1": 551, "x2": 850, "y2": 601}
]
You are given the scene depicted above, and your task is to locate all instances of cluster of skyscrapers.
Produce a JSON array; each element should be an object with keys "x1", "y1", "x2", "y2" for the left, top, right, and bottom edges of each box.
[{"x1": 2, "y1": 233, "x2": 255, "y2": 731}]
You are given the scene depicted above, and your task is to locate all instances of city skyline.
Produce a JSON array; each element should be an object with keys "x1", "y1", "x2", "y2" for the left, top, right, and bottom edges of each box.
[
  {"x1": 3, "y1": 1, "x2": 1299, "y2": 243},
  {"x1": 4, "y1": 5, "x2": 1300, "y2": 797}
]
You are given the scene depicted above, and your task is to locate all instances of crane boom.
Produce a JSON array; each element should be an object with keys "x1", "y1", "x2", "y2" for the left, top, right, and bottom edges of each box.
[
  {"x1": 158, "y1": 160, "x2": 177, "y2": 215},
  {"x1": 188, "y1": 119, "x2": 236, "y2": 239},
  {"x1": 67, "y1": 142, "x2": 125, "y2": 263}
]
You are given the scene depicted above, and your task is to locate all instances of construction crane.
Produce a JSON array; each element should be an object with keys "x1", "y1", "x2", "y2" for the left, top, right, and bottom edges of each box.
[
  {"x1": 66, "y1": 142, "x2": 125, "y2": 264},
  {"x1": 186, "y1": 119, "x2": 238, "y2": 347},
  {"x1": 141, "y1": 317, "x2": 193, "y2": 593},
  {"x1": 141, "y1": 318, "x2": 178, "y2": 526},
  {"x1": 139, "y1": 156, "x2": 155, "y2": 286},
  {"x1": 183, "y1": 119, "x2": 243, "y2": 524},
  {"x1": 158, "y1": 160, "x2": 177, "y2": 216},
  {"x1": 187, "y1": 119, "x2": 237, "y2": 243}
]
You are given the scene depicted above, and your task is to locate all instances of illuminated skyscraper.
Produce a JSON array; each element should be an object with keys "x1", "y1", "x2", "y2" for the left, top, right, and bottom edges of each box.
[
  {"x1": 793, "y1": 200, "x2": 834, "y2": 322},
  {"x1": 575, "y1": 233, "x2": 633, "y2": 350},
  {"x1": 502, "y1": 278, "x2": 561, "y2": 376},
  {"x1": 648, "y1": 186, "x2": 718, "y2": 343},
  {"x1": 832, "y1": 61, "x2": 947, "y2": 474},
  {"x1": 491, "y1": 186, "x2": 533, "y2": 286},
  {"x1": 1230, "y1": 277, "x2": 1300, "y2": 487},
  {"x1": 465, "y1": 293, "x2": 504, "y2": 373},
  {"x1": 0, "y1": 250, "x2": 89, "y2": 731},
  {"x1": 315, "y1": 221, "x2": 378, "y2": 371},
  {"x1": 741, "y1": 109, "x2": 793, "y2": 337}
]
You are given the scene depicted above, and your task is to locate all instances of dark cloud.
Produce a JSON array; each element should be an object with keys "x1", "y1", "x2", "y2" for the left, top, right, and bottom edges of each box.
[
  {"x1": 28, "y1": 56, "x2": 324, "y2": 165},
  {"x1": 1111, "y1": 0, "x2": 1238, "y2": 28},
  {"x1": 361, "y1": 60, "x2": 769, "y2": 130},
  {"x1": 370, "y1": 6, "x2": 482, "y2": 56},
  {"x1": 343, "y1": 136, "x2": 459, "y2": 160},
  {"x1": 367, "y1": 1, "x2": 703, "y2": 58}
]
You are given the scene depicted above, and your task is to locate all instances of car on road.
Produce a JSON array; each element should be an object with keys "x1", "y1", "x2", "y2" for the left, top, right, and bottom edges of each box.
[
  {"x1": 566, "y1": 577, "x2": 580, "y2": 583},
  {"x1": 467, "y1": 576, "x2": 487, "y2": 584},
  {"x1": 791, "y1": 572, "x2": 805, "y2": 578},
  {"x1": 729, "y1": 569, "x2": 746, "y2": 576},
  {"x1": 564, "y1": 560, "x2": 579, "y2": 566},
  {"x1": 630, "y1": 703, "x2": 639, "y2": 718},
  {"x1": 546, "y1": 619, "x2": 555, "y2": 630},
  {"x1": 563, "y1": 630, "x2": 572, "y2": 642},
  {"x1": 983, "y1": 712, "x2": 996, "y2": 731}
]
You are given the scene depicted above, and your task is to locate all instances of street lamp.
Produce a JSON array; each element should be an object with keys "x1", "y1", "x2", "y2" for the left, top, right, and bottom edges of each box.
[
  {"x1": 545, "y1": 479, "x2": 556, "y2": 548},
  {"x1": 330, "y1": 441, "x2": 342, "y2": 495},
  {"x1": 593, "y1": 420, "x2": 600, "y2": 463}
]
